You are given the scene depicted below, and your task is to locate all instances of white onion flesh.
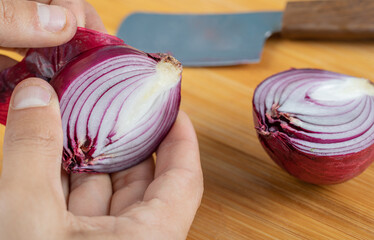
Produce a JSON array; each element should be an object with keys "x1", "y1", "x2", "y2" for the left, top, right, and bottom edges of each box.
[{"x1": 254, "y1": 69, "x2": 374, "y2": 155}]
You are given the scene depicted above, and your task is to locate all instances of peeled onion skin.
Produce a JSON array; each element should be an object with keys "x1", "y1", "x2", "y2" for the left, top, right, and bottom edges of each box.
[
  {"x1": 253, "y1": 69, "x2": 374, "y2": 185},
  {"x1": 0, "y1": 27, "x2": 124, "y2": 125}
]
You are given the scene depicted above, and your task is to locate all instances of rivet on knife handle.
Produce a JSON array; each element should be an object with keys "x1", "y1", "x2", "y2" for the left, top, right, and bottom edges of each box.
[{"x1": 282, "y1": 0, "x2": 374, "y2": 40}]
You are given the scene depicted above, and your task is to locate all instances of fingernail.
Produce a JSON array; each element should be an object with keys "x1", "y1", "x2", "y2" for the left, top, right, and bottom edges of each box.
[
  {"x1": 37, "y1": 3, "x2": 67, "y2": 32},
  {"x1": 12, "y1": 85, "x2": 51, "y2": 110}
]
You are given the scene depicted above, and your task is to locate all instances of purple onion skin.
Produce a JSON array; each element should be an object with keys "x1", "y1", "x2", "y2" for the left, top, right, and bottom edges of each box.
[
  {"x1": 0, "y1": 28, "x2": 182, "y2": 173},
  {"x1": 0, "y1": 28, "x2": 124, "y2": 124},
  {"x1": 253, "y1": 69, "x2": 374, "y2": 185},
  {"x1": 254, "y1": 114, "x2": 374, "y2": 184}
]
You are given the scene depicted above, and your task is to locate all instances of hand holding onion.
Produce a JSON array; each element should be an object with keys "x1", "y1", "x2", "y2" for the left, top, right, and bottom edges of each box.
[
  {"x1": 0, "y1": 83, "x2": 203, "y2": 239},
  {"x1": 0, "y1": 26, "x2": 183, "y2": 173},
  {"x1": 0, "y1": 1, "x2": 203, "y2": 239}
]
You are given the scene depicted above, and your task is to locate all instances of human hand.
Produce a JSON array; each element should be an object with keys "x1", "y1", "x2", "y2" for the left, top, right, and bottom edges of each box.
[
  {"x1": 0, "y1": 78, "x2": 204, "y2": 240},
  {"x1": 0, "y1": 0, "x2": 108, "y2": 85},
  {"x1": 0, "y1": 0, "x2": 107, "y2": 73},
  {"x1": 0, "y1": 0, "x2": 106, "y2": 48}
]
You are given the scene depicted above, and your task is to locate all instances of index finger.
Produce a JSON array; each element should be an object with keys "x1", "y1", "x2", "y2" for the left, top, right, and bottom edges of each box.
[
  {"x1": 125, "y1": 111, "x2": 203, "y2": 235},
  {"x1": 146, "y1": 111, "x2": 203, "y2": 202}
]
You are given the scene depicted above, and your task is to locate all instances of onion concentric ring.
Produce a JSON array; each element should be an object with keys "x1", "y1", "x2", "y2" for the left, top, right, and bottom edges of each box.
[
  {"x1": 0, "y1": 28, "x2": 182, "y2": 173},
  {"x1": 51, "y1": 46, "x2": 182, "y2": 173},
  {"x1": 253, "y1": 69, "x2": 374, "y2": 184}
]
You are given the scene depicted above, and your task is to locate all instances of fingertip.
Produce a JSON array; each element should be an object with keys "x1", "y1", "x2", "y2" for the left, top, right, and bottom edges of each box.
[
  {"x1": 175, "y1": 111, "x2": 196, "y2": 134},
  {"x1": 36, "y1": 2, "x2": 79, "y2": 36},
  {"x1": 6, "y1": 77, "x2": 62, "y2": 145},
  {"x1": 155, "y1": 110, "x2": 201, "y2": 178},
  {"x1": 158, "y1": 110, "x2": 198, "y2": 151},
  {"x1": 62, "y1": 8, "x2": 78, "y2": 38},
  {"x1": 54, "y1": 0, "x2": 86, "y2": 28},
  {"x1": 176, "y1": 110, "x2": 190, "y2": 124},
  {"x1": 46, "y1": 6, "x2": 78, "y2": 45},
  {"x1": 10, "y1": 77, "x2": 59, "y2": 111},
  {"x1": 38, "y1": 4, "x2": 66, "y2": 33}
]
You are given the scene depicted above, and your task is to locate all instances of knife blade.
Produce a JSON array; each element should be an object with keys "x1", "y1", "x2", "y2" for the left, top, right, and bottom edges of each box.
[{"x1": 117, "y1": 0, "x2": 374, "y2": 67}]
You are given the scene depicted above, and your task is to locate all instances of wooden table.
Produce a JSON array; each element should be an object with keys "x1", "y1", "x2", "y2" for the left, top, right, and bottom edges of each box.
[{"x1": 2, "y1": 0, "x2": 374, "y2": 239}]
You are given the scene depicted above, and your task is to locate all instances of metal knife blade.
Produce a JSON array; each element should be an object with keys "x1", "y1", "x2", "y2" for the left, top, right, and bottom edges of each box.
[{"x1": 117, "y1": 12, "x2": 283, "y2": 67}]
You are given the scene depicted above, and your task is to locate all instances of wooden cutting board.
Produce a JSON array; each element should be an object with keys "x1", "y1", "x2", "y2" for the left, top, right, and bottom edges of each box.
[{"x1": 2, "y1": 0, "x2": 374, "y2": 239}]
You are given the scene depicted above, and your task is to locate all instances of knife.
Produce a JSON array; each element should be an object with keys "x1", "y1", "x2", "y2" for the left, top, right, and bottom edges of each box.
[{"x1": 117, "y1": 0, "x2": 374, "y2": 67}]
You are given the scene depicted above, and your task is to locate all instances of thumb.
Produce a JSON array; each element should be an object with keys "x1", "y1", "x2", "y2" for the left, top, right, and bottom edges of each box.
[
  {"x1": 1, "y1": 78, "x2": 63, "y2": 193},
  {"x1": 0, "y1": 0, "x2": 77, "y2": 48}
]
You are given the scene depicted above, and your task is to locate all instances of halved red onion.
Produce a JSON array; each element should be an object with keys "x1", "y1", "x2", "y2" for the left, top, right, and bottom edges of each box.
[
  {"x1": 0, "y1": 28, "x2": 182, "y2": 173},
  {"x1": 253, "y1": 69, "x2": 374, "y2": 184}
]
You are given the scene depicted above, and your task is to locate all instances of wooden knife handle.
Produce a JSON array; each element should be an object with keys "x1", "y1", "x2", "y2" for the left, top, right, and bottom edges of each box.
[{"x1": 281, "y1": 0, "x2": 374, "y2": 40}]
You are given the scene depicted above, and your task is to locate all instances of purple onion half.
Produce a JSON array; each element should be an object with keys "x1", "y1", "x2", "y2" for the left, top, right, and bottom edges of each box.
[
  {"x1": 0, "y1": 28, "x2": 182, "y2": 173},
  {"x1": 253, "y1": 69, "x2": 374, "y2": 184}
]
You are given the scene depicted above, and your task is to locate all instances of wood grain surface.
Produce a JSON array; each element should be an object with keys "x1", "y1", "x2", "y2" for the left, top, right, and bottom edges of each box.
[{"x1": 1, "y1": 0, "x2": 374, "y2": 239}]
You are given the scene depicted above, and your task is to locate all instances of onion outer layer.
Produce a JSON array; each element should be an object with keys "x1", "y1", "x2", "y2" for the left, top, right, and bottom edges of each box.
[{"x1": 253, "y1": 69, "x2": 374, "y2": 184}]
